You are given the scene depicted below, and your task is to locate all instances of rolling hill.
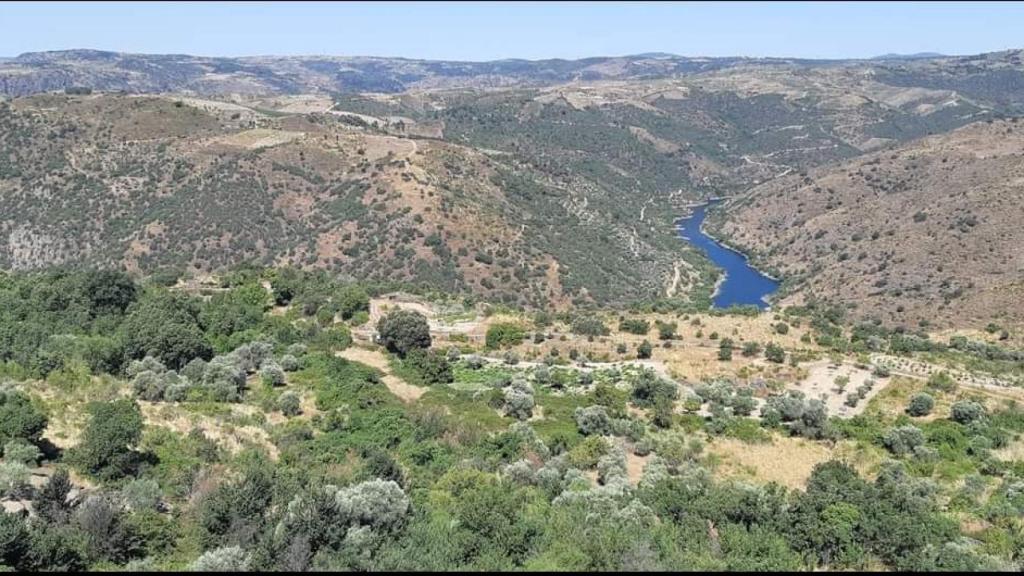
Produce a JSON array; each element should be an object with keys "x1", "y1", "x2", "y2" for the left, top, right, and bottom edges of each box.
[
  {"x1": 713, "y1": 118, "x2": 1024, "y2": 329},
  {"x1": 0, "y1": 48, "x2": 1022, "y2": 322}
]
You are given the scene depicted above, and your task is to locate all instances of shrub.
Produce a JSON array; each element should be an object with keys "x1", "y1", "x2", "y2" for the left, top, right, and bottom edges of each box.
[
  {"x1": 0, "y1": 461, "x2": 30, "y2": 499},
  {"x1": 883, "y1": 425, "x2": 926, "y2": 456},
  {"x1": 3, "y1": 439, "x2": 40, "y2": 466},
  {"x1": 485, "y1": 323, "x2": 525, "y2": 349},
  {"x1": 259, "y1": 361, "x2": 286, "y2": 387},
  {"x1": 575, "y1": 405, "x2": 612, "y2": 436},
  {"x1": 377, "y1": 310, "x2": 431, "y2": 357},
  {"x1": 279, "y1": 392, "x2": 301, "y2": 416},
  {"x1": 637, "y1": 340, "x2": 653, "y2": 359},
  {"x1": 718, "y1": 338, "x2": 734, "y2": 361},
  {"x1": 774, "y1": 322, "x2": 790, "y2": 335},
  {"x1": 950, "y1": 401, "x2": 985, "y2": 425},
  {"x1": 655, "y1": 320, "x2": 677, "y2": 340},
  {"x1": 741, "y1": 341, "x2": 762, "y2": 357},
  {"x1": 403, "y1": 349, "x2": 453, "y2": 386},
  {"x1": 764, "y1": 343, "x2": 785, "y2": 363},
  {"x1": 570, "y1": 315, "x2": 609, "y2": 337},
  {"x1": 906, "y1": 393, "x2": 935, "y2": 417},
  {"x1": 619, "y1": 318, "x2": 650, "y2": 335},
  {"x1": 121, "y1": 478, "x2": 162, "y2": 512},
  {"x1": 927, "y1": 371, "x2": 957, "y2": 393}
]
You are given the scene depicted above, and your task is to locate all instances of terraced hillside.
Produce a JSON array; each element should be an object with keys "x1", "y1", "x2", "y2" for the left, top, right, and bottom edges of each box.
[{"x1": 714, "y1": 118, "x2": 1024, "y2": 329}]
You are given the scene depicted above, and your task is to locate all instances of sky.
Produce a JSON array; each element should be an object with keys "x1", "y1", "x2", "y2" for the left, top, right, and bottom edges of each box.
[{"x1": 1, "y1": 1, "x2": 1022, "y2": 61}]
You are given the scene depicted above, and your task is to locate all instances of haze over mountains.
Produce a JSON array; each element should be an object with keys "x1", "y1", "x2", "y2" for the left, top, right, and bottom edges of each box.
[{"x1": 2, "y1": 47, "x2": 1023, "y2": 327}]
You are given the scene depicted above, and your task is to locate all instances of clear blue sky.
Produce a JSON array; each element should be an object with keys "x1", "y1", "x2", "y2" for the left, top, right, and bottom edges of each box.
[{"x1": 1, "y1": 1, "x2": 1021, "y2": 61}]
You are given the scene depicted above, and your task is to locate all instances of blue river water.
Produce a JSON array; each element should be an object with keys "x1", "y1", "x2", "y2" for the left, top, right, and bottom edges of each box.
[{"x1": 676, "y1": 202, "x2": 780, "y2": 309}]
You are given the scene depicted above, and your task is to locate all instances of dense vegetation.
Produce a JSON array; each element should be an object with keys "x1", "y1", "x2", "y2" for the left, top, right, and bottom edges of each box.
[{"x1": 0, "y1": 267, "x2": 1021, "y2": 571}]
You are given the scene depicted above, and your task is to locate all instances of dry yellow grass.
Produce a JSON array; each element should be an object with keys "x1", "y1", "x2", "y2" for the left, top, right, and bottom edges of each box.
[
  {"x1": 139, "y1": 401, "x2": 280, "y2": 460},
  {"x1": 707, "y1": 435, "x2": 879, "y2": 489},
  {"x1": 708, "y1": 436, "x2": 834, "y2": 489},
  {"x1": 212, "y1": 128, "x2": 305, "y2": 149}
]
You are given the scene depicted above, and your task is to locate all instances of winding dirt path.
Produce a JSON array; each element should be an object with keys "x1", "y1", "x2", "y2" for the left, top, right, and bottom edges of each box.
[{"x1": 336, "y1": 346, "x2": 425, "y2": 402}]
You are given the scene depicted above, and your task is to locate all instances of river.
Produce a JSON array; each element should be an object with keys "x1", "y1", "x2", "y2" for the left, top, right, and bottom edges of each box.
[{"x1": 676, "y1": 202, "x2": 779, "y2": 309}]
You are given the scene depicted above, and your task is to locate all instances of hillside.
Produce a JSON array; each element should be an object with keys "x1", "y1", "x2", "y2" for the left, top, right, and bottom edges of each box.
[
  {"x1": 0, "y1": 92, "x2": 719, "y2": 308},
  {"x1": 714, "y1": 118, "x2": 1024, "y2": 329},
  {"x1": 0, "y1": 80, "x2": 992, "y2": 307},
  {"x1": 0, "y1": 266, "x2": 1021, "y2": 571},
  {"x1": 0, "y1": 47, "x2": 1017, "y2": 311}
]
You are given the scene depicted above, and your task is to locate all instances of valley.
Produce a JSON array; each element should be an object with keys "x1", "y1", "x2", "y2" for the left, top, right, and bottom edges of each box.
[{"x1": 0, "y1": 42, "x2": 1023, "y2": 573}]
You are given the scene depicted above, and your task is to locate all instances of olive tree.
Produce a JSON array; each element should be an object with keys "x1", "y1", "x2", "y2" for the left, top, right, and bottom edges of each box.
[
  {"x1": 334, "y1": 478, "x2": 410, "y2": 533},
  {"x1": 575, "y1": 405, "x2": 613, "y2": 436},
  {"x1": 260, "y1": 361, "x2": 286, "y2": 387},
  {"x1": 279, "y1": 391, "x2": 301, "y2": 417},
  {"x1": 950, "y1": 400, "x2": 986, "y2": 425},
  {"x1": 883, "y1": 425, "x2": 926, "y2": 456},
  {"x1": 191, "y1": 546, "x2": 251, "y2": 571},
  {"x1": 503, "y1": 379, "x2": 535, "y2": 421},
  {"x1": 906, "y1": 393, "x2": 935, "y2": 417}
]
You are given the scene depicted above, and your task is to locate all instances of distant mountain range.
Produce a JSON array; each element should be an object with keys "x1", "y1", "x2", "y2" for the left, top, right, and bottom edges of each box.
[
  {"x1": 1, "y1": 48, "x2": 1018, "y2": 101},
  {"x1": 871, "y1": 52, "x2": 948, "y2": 60}
]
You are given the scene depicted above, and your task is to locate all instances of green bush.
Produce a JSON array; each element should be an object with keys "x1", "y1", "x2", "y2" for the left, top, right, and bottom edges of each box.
[
  {"x1": 485, "y1": 323, "x2": 526, "y2": 349},
  {"x1": 618, "y1": 318, "x2": 650, "y2": 335},
  {"x1": 906, "y1": 393, "x2": 935, "y2": 417}
]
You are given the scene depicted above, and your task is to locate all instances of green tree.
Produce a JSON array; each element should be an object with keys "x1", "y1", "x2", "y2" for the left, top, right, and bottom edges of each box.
[
  {"x1": 403, "y1": 349, "x2": 453, "y2": 386},
  {"x1": 120, "y1": 290, "x2": 212, "y2": 370},
  {"x1": 335, "y1": 285, "x2": 370, "y2": 320},
  {"x1": 0, "y1": 388, "x2": 47, "y2": 446},
  {"x1": 72, "y1": 399, "x2": 144, "y2": 480},
  {"x1": 377, "y1": 310, "x2": 431, "y2": 357},
  {"x1": 270, "y1": 267, "x2": 302, "y2": 306}
]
